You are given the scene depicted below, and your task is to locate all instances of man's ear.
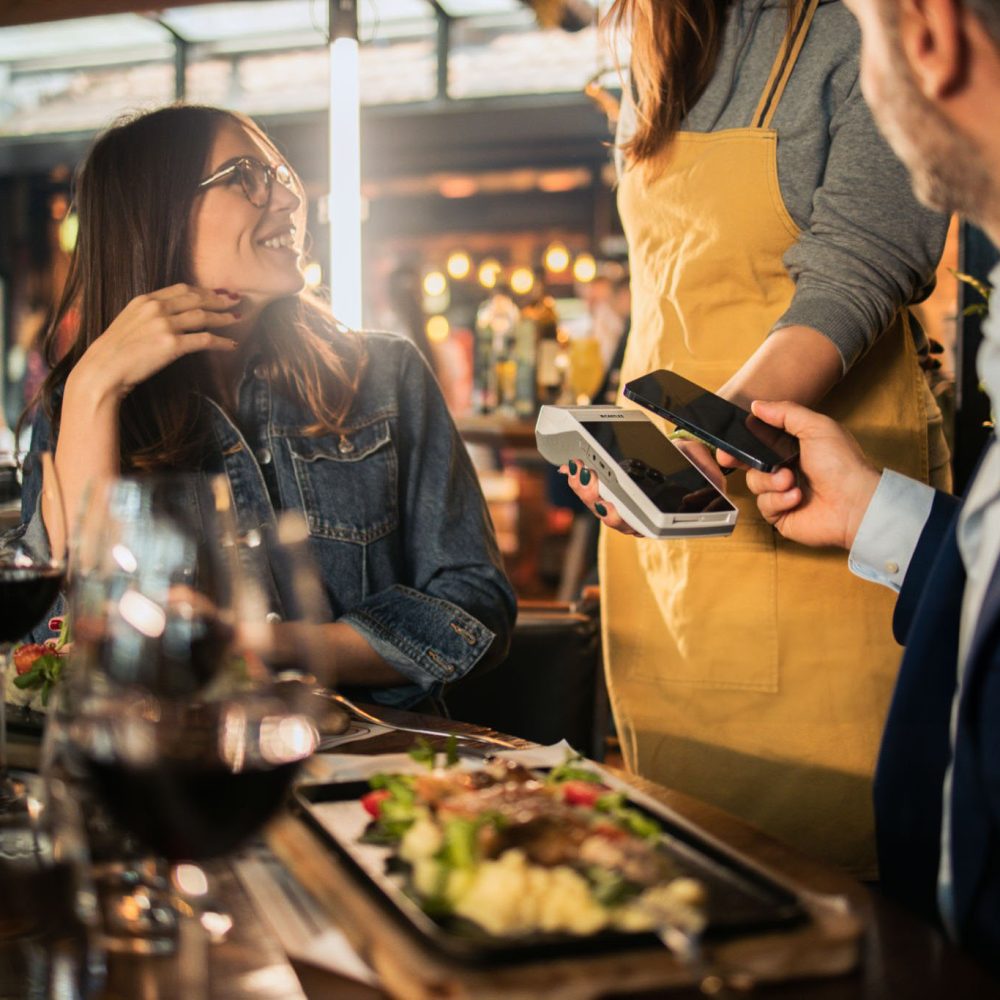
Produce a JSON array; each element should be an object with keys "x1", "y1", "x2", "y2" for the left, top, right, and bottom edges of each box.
[{"x1": 899, "y1": 0, "x2": 966, "y2": 98}]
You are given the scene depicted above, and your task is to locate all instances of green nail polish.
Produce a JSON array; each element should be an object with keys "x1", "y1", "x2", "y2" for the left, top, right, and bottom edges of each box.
[
  {"x1": 579, "y1": 468, "x2": 592, "y2": 485},
  {"x1": 595, "y1": 502, "x2": 607, "y2": 517},
  {"x1": 568, "y1": 460, "x2": 577, "y2": 475}
]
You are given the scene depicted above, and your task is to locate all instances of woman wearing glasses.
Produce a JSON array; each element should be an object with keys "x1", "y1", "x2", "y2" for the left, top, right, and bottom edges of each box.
[{"x1": 18, "y1": 103, "x2": 516, "y2": 709}]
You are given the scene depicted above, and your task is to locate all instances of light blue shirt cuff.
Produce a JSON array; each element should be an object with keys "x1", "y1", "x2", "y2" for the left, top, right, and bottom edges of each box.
[{"x1": 847, "y1": 469, "x2": 936, "y2": 592}]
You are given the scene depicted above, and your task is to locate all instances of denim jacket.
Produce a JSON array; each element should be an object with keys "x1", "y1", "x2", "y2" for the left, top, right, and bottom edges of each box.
[{"x1": 21, "y1": 330, "x2": 516, "y2": 708}]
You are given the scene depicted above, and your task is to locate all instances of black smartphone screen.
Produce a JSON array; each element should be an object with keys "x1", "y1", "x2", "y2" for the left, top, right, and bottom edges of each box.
[
  {"x1": 623, "y1": 370, "x2": 799, "y2": 471},
  {"x1": 581, "y1": 419, "x2": 736, "y2": 515}
]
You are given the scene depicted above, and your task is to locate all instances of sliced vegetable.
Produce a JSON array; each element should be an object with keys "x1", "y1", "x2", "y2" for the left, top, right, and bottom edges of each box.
[
  {"x1": 440, "y1": 818, "x2": 479, "y2": 870},
  {"x1": 408, "y1": 738, "x2": 437, "y2": 769},
  {"x1": 587, "y1": 866, "x2": 641, "y2": 907},
  {"x1": 12, "y1": 652, "x2": 65, "y2": 705},
  {"x1": 547, "y1": 754, "x2": 605, "y2": 786},
  {"x1": 408, "y1": 734, "x2": 460, "y2": 769},
  {"x1": 13, "y1": 643, "x2": 48, "y2": 675},
  {"x1": 361, "y1": 789, "x2": 392, "y2": 818},
  {"x1": 561, "y1": 780, "x2": 606, "y2": 808},
  {"x1": 364, "y1": 773, "x2": 419, "y2": 840},
  {"x1": 595, "y1": 792, "x2": 661, "y2": 841}
]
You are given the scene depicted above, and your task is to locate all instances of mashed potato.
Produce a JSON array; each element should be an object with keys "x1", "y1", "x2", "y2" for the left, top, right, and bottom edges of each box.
[{"x1": 453, "y1": 849, "x2": 608, "y2": 936}]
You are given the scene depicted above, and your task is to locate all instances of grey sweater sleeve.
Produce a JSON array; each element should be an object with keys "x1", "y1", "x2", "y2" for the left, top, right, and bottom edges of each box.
[{"x1": 773, "y1": 72, "x2": 949, "y2": 370}]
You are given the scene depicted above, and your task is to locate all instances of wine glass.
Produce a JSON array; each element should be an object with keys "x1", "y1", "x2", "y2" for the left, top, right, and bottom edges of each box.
[
  {"x1": 60, "y1": 478, "x2": 325, "y2": 983},
  {"x1": 0, "y1": 451, "x2": 66, "y2": 811},
  {"x1": 0, "y1": 771, "x2": 104, "y2": 1000}
]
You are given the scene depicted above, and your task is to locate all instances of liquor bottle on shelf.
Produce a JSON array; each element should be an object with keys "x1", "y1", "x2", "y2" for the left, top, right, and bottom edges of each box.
[
  {"x1": 524, "y1": 283, "x2": 561, "y2": 408},
  {"x1": 473, "y1": 287, "x2": 517, "y2": 414},
  {"x1": 512, "y1": 314, "x2": 537, "y2": 419}
]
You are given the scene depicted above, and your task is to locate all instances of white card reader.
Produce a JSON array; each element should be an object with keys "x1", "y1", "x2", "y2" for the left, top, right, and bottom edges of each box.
[{"x1": 535, "y1": 405, "x2": 737, "y2": 539}]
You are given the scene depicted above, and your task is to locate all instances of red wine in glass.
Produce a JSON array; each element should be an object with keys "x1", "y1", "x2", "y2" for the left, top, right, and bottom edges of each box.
[
  {"x1": 76, "y1": 698, "x2": 315, "y2": 863},
  {"x1": 85, "y1": 756, "x2": 303, "y2": 862},
  {"x1": 0, "y1": 568, "x2": 65, "y2": 644}
]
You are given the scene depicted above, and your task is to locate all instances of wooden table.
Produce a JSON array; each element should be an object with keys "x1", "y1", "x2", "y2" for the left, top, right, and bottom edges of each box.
[{"x1": 12, "y1": 707, "x2": 999, "y2": 999}]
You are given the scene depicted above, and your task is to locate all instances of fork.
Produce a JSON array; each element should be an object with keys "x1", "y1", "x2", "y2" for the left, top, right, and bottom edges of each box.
[
  {"x1": 641, "y1": 900, "x2": 753, "y2": 996},
  {"x1": 318, "y1": 690, "x2": 522, "y2": 753}
]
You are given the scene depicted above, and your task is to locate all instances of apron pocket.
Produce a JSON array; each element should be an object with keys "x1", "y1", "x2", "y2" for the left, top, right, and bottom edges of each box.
[{"x1": 629, "y1": 520, "x2": 779, "y2": 692}]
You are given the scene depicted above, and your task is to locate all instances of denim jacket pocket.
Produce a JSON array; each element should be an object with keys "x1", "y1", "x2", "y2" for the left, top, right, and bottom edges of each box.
[{"x1": 286, "y1": 419, "x2": 398, "y2": 543}]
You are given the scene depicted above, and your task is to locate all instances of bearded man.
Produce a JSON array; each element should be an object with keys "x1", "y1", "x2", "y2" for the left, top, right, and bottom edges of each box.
[{"x1": 745, "y1": 0, "x2": 1000, "y2": 969}]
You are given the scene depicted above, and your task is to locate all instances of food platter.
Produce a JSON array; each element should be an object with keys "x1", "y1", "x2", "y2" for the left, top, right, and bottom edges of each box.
[{"x1": 292, "y1": 757, "x2": 808, "y2": 968}]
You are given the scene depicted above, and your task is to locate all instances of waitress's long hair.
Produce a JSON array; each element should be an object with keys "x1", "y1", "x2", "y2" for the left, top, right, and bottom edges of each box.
[
  {"x1": 27, "y1": 104, "x2": 367, "y2": 470},
  {"x1": 606, "y1": 0, "x2": 800, "y2": 163}
]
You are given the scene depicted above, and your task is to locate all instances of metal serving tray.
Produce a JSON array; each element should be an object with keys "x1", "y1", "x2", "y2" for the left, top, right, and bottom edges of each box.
[{"x1": 291, "y1": 769, "x2": 808, "y2": 967}]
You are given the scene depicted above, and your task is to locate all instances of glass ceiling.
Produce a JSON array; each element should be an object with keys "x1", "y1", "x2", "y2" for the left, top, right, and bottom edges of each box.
[
  {"x1": 0, "y1": 1, "x2": 584, "y2": 68},
  {"x1": 0, "y1": 0, "x2": 618, "y2": 138}
]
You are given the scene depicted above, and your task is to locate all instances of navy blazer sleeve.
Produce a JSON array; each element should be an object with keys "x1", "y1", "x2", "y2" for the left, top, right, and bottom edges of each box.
[{"x1": 893, "y1": 489, "x2": 962, "y2": 645}]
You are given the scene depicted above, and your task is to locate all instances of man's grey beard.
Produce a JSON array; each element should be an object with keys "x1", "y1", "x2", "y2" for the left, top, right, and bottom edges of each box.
[
  {"x1": 875, "y1": 42, "x2": 997, "y2": 226},
  {"x1": 905, "y1": 115, "x2": 995, "y2": 224}
]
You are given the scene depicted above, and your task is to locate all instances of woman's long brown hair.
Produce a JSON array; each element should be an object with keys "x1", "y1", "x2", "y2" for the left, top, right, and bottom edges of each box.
[
  {"x1": 606, "y1": 0, "x2": 798, "y2": 163},
  {"x1": 25, "y1": 104, "x2": 366, "y2": 470}
]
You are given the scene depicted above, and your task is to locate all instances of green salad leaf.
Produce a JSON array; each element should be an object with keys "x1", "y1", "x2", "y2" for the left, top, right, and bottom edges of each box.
[
  {"x1": 361, "y1": 773, "x2": 419, "y2": 842},
  {"x1": 408, "y1": 734, "x2": 460, "y2": 770},
  {"x1": 12, "y1": 653, "x2": 65, "y2": 706},
  {"x1": 546, "y1": 752, "x2": 605, "y2": 786},
  {"x1": 595, "y1": 791, "x2": 662, "y2": 840}
]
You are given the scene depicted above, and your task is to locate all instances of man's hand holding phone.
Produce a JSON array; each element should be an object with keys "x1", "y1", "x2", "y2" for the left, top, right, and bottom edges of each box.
[{"x1": 745, "y1": 400, "x2": 882, "y2": 551}]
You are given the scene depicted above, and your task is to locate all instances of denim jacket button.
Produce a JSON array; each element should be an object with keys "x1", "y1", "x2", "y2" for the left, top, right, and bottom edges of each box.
[
  {"x1": 427, "y1": 650, "x2": 454, "y2": 675},
  {"x1": 337, "y1": 436, "x2": 355, "y2": 455},
  {"x1": 450, "y1": 621, "x2": 477, "y2": 646},
  {"x1": 255, "y1": 447, "x2": 273, "y2": 466},
  {"x1": 265, "y1": 612, "x2": 282, "y2": 624},
  {"x1": 253, "y1": 364, "x2": 268, "y2": 380}
]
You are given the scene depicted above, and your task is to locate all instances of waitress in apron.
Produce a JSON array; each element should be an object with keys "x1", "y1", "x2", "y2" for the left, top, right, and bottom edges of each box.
[{"x1": 567, "y1": 0, "x2": 950, "y2": 876}]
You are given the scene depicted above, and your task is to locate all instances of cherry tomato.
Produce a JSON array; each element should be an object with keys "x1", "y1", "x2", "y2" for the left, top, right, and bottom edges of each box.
[
  {"x1": 13, "y1": 644, "x2": 48, "y2": 676},
  {"x1": 560, "y1": 780, "x2": 606, "y2": 808},
  {"x1": 361, "y1": 790, "x2": 392, "y2": 818}
]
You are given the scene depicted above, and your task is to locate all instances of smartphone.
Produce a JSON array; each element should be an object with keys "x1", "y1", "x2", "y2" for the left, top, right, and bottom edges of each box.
[
  {"x1": 623, "y1": 369, "x2": 799, "y2": 472},
  {"x1": 535, "y1": 406, "x2": 737, "y2": 539}
]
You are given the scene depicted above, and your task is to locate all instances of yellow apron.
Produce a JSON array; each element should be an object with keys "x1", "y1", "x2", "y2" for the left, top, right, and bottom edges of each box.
[{"x1": 602, "y1": 0, "x2": 934, "y2": 877}]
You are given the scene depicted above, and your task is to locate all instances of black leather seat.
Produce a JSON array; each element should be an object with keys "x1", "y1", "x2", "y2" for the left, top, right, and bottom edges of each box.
[{"x1": 444, "y1": 594, "x2": 608, "y2": 760}]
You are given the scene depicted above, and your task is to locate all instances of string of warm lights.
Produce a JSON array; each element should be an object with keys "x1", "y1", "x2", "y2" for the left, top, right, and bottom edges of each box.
[
  {"x1": 422, "y1": 243, "x2": 598, "y2": 299},
  {"x1": 419, "y1": 242, "x2": 601, "y2": 344}
]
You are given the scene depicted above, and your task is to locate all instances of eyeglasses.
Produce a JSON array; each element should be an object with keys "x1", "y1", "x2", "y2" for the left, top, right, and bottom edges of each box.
[{"x1": 198, "y1": 156, "x2": 296, "y2": 208}]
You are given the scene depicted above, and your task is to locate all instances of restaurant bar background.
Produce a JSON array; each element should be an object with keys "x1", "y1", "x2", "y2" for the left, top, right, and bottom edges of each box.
[{"x1": 0, "y1": 0, "x2": 990, "y2": 606}]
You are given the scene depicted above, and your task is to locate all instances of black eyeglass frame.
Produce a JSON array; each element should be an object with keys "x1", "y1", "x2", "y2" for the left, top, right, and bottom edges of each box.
[{"x1": 197, "y1": 156, "x2": 296, "y2": 208}]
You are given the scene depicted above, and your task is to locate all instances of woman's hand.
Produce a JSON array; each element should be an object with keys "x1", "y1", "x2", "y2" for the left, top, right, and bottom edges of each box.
[
  {"x1": 54, "y1": 285, "x2": 242, "y2": 541},
  {"x1": 744, "y1": 400, "x2": 881, "y2": 550},
  {"x1": 561, "y1": 459, "x2": 642, "y2": 536},
  {"x1": 67, "y1": 284, "x2": 241, "y2": 403}
]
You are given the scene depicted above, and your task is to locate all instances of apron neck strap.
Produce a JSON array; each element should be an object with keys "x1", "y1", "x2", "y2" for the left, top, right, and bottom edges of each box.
[{"x1": 751, "y1": 0, "x2": 821, "y2": 129}]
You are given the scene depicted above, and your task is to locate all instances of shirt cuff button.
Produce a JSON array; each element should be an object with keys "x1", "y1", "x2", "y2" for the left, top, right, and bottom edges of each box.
[{"x1": 885, "y1": 560, "x2": 900, "y2": 575}]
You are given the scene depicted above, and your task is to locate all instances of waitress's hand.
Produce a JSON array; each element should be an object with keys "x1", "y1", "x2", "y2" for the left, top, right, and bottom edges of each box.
[
  {"x1": 67, "y1": 284, "x2": 241, "y2": 403},
  {"x1": 560, "y1": 460, "x2": 641, "y2": 537},
  {"x1": 745, "y1": 400, "x2": 880, "y2": 550}
]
